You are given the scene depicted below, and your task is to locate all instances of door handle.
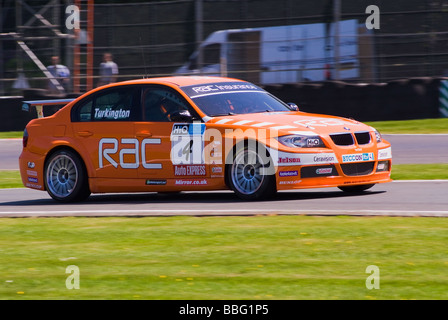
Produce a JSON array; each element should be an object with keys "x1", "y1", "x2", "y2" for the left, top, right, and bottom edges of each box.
[
  {"x1": 77, "y1": 131, "x2": 93, "y2": 137},
  {"x1": 136, "y1": 131, "x2": 152, "y2": 138}
]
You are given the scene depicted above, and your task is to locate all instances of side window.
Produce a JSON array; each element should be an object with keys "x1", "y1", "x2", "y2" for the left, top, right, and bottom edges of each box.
[
  {"x1": 93, "y1": 87, "x2": 139, "y2": 121},
  {"x1": 79, "y1": 100, "x2": 93, "y2": 122},
  {"x1": 142, "y1": 87, "x2": 189, "y2": 122},
  {"x1": 203, "y1": 43, "x2": 221, "y2": 67}
]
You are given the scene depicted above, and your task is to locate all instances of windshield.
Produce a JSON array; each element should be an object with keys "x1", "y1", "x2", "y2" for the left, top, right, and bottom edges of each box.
[{"x1": 180, "y1": 82, "x2": 292, "y2": 117}]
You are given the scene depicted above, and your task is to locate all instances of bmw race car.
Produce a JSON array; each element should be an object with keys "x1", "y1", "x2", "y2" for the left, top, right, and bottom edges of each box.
[{"x1": 19, "y1": 76, "x2": 392, "y2": 202}]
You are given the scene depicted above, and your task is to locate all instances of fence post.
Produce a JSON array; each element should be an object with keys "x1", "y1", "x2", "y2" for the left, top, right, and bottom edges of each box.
[{"x1": 439, "y1": 79, "x2": 448, "y2": 117}]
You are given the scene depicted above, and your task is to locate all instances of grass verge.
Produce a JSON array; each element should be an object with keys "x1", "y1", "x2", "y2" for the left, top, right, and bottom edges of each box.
[
  {"x1": 365, "y1": 118, "x2": 448, "y2": 134},
  {"x1": 0, "y1": 215, "x2": 447, "y2": 300},
  {"x1": 0, "y1": 131, "x2": 23, "y2": 139}
]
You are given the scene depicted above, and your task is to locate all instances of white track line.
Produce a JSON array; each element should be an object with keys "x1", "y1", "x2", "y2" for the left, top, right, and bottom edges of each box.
[{"x1": 0, "y1": 209, "x2": 448, "y2": 217}]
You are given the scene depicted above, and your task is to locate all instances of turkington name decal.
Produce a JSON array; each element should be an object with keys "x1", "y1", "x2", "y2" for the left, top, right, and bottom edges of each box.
[{"x1": 94, "y1": 108, "x2": 130, "y2": 120}]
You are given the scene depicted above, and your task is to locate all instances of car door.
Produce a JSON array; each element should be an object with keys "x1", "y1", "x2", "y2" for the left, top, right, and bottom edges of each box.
[
  {"x1": 71, "y1": 85, "x2": 141, "y2": 179},
  {"x1": 137, "y1": 85, "x2": 208, "y2": 184}
]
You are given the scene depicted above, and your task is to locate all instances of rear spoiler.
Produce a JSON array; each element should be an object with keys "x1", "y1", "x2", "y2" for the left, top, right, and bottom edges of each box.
[{"x1": 22, "y1": 99, "x2": 75, "y2": 118}]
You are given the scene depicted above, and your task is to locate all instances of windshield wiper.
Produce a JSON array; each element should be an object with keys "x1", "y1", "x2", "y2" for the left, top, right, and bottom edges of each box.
[{"x1": 210, "y1": 112, "x2": 236, "y2": 117}]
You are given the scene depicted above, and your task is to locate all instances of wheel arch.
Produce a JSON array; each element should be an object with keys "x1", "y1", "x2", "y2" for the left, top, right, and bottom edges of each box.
[
  {"x1": 44, "y1": 145, "x2": 90, "y2": 179},
  {"x1": 224, "y1": 138, "x2": 276, "y2": 190}
]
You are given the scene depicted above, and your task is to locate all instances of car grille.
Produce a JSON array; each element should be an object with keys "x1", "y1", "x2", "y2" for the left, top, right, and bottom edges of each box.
[
  {"x1": 330, "y1": 133, "x2": 354, "y2": 146},
  {"x1": 330, "y1": 132, "x2": 372, "y2": 146},
  {"x1": 354, "y1": 132, "x2": 371, "y2": 145},
  {"x1": 340, "y1": 162, "x2": 375, "y2": 176}
]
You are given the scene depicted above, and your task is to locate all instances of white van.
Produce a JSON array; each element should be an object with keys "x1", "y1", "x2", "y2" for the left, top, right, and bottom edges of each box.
[{"x1": 176, "y1": 19, "x2": 374, "y2": 84}]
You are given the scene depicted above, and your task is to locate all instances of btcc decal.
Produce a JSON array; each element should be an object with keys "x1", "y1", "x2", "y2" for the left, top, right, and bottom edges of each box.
[
  {"x1": 171, "y1": 123, "x2": 205, "y2": 165},
  {"x1": 99, "y1": 138, "x2": 162, "y2": 169},
  {"x1": 342, "y1": 152, "x2": 374, "y2": 163},
  {"x1": 378, "y1": 147, "x2": 392, "y2": 160}
]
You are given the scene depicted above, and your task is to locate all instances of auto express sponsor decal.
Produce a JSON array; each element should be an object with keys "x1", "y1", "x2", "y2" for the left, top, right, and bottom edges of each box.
[
  {"x1": 174, "y1": 165, "x2": 206, "y2": 176},
  {"x1": 342, "y1": 152, "x2": 374, "y2": 163}
]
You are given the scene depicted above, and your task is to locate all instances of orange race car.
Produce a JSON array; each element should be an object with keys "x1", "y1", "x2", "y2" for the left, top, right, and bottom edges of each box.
[{"x1": 19, "y1": 76, "x2": 392, "y2": 202}]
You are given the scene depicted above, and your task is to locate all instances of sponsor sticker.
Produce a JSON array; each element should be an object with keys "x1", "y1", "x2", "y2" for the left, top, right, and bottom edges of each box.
[
  {"x1": 145, "y1": 180, "x2": 166, "y2": 185},
  {"x1": 174, "y1": 179, "x2": 208, "y2": 186},
  {"x1": 174, "y1": 165, "x2": 206, "y2": 176},
  {"x1": 27, "y1": 177, "x2": 38, "y2": 183},
  {"x1": 342, "y1": 152, "x2": 374, "y2": 163},
  {"x1": 316, "y1": 168, "x2": 333, "y2": 175},
  {"x1": 182, "y1": 82, "x2": 262, "y2": 98},
  {"x1": 378, "y1": 147, "x2": 392, "y2": 160},
  {"x1": 274, "y1": 151, "x2": 338, "y2": 166},
  {"x1": 211, "y1": 167, "x2": 222, "y2": 173},
  {"x1": 279, "y1": 180, "x2": 301, "y2": 185},
  {"x1": 26, "y1": 170, "x2": 38, "y2": 177},
  {"x1": 278, "y1": 157, "x2": 301, "y2": 164},
  {"x1": 279, "y1": 170, "x2": 299, "y2": 177}
]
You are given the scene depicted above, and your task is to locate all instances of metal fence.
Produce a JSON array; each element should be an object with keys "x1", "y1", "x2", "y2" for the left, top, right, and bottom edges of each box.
[{"x1": 2, "y1": 0, "x2": 448, "y2": 96}]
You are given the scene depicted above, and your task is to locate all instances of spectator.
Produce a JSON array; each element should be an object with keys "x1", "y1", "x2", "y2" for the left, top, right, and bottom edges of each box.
[
  {"x1": 47, "y1": 56, "x2": 70, "y2": 94},
  {"x1": 98, "y1": 53, "x2": 119, "y2": 86}
]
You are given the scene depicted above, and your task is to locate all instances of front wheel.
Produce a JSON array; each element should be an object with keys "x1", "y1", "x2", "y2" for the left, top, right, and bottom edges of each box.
[
  {"x1": 227, "y1": 144, "x2": 276, "y2": 201},
  {"x1": 45, "y1": 149, "x2": 90, "y2": 202},
  {"x1": 338, "y1": 184, "x2": 375, "y2": 193}
]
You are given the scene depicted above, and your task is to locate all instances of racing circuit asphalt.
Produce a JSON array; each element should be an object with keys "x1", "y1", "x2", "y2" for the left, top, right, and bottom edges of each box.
[{"x1": 1, "y1": 134, "x2": 447, "y2": 218}]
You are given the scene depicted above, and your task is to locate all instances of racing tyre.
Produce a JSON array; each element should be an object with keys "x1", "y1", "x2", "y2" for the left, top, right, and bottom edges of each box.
[
  {"x1": 338, "y1": 184, "x2": 375, "y2": 193},
  {"x1": 45, "y1": 149, "x2": 90, "y2": 202},
  {"x1": 227, "y1": 142, "x2": 276, "y2": 201}
]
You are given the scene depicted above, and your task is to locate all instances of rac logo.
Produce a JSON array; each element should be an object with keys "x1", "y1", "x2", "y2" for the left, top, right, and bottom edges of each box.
[{"x1": 99, "y1": 138, "x2": 161, "y2": 169}]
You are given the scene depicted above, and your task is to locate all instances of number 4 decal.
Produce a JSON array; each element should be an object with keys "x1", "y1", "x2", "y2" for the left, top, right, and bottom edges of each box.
[{"x1": 171, "y1": 123, "x2": 205, "y2": 165}]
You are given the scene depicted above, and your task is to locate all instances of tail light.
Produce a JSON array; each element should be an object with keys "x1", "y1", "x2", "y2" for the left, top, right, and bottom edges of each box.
[{"x1": 23, "y1": 128, "x2": 28, "y2": 148}]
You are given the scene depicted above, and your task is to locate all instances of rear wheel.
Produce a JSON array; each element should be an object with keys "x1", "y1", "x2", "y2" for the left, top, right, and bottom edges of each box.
[
  {"x1": 338, "y1": 184, "x2": 375, "y2": 193},
  {"x1": 227, "y1": 143, "x2": 276, "y2": 200},
  {"x1": 45, "y1": 149, "x2": 90, "y2": 202}
]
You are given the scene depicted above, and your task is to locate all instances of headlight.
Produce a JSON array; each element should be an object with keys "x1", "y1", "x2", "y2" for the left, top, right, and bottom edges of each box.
[
  {"x1": 374, "y1": 129, "x2": 382, "y2": 143},
  {"x1": 277, "y1": 135, "x2": 326, "y2": 148}
]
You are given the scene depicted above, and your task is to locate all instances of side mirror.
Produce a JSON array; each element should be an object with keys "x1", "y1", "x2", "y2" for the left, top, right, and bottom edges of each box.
[
  {"x1": 287, "y1": 103, "x2": 299, "y2": 111},
  {"x1": 170, "y1": 110, "x2": 193, "y2": 122}
]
